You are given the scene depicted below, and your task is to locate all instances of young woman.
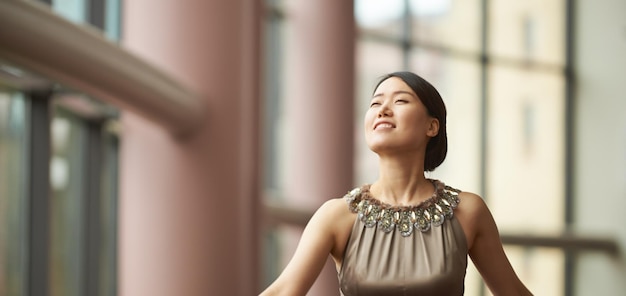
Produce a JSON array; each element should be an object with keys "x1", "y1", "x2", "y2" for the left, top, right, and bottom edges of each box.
[{"x1": 260, "y1": 71, "x2": 532, "y2": 296}]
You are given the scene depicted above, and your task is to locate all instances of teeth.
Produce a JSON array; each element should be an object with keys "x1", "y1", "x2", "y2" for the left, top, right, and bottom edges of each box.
[{"x1": 376, "y1": 123, "x2": 393, "y2": 129}]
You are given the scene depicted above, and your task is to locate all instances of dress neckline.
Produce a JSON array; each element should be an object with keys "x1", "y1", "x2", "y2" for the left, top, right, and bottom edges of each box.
[
  {"x1": 360, "y1": 179, "x2": 443, "y2": 210},
  {"x1": 343, "y1": 179, "x2": 461, "y2": 237}
]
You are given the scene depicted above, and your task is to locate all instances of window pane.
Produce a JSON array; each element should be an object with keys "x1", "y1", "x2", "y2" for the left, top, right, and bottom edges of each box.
[
  {"x1": 105, "y1": 0, "x2": 122, "y2": 41},
  {"x1": 410, "y1": 49, "x2": 483, "y2": 193},
  {"x1": 355, "y1": 0, "x2": 406, "y2": 38},
  {"x1": 409, "y1": 0, "x2": 482, "y2": 54},
  {"x1": 0, "y1": 92, "x2": 29, "y2": 296},
  {"x1": 50, "y1": 111, "x2": 86, "y2": 296},
  {"x1": 355, "y1": 41, "x2": 404, "y2": 184},
  {"x1": 487, "y1": 65, "x2": 565, "y2": 294},
  {"x1": 489, "y1": 0, "x2": 566, "y2": 65},
  {"x1": 503, "y1": 246, "x2": 565, "y2": 296},
  {"x1": 52, "y1": 0, "x2": 88, "y2": 24},
  {"x1": 487, "y1": 65, "x2": 565, "y2": 231}
]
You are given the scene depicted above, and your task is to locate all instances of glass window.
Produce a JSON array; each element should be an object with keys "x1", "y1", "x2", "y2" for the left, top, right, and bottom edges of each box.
[
  {"x1": 489, "y1": 0, "x2": 566, "y2": 65},
  {"x1": 486, "y1": 65, "x2": 565, "y2": 232},
  {"x1": 263, "y1": 0, "x2": 569, "y2": 294},
  {"x1": 105, "y1": 0, "x2": 122, "y2": 41},
  {"x1": 409, "y1": 0, "x2": 482, "y2": 54},
  {"x1": 503, "y1": 246, "x2": 565, "y2": 296},
  {"x1": 49, "y1": 110, "x2": 87, "y2": 296},
  {"x1": 355, "y1": 0, "x2": 407, "y2": 39},
  {"x1": 486, "y1": 65, "x2": 565, "y2": 295},
  {"x1": 0, "y1": 92, "x2": 29, "y2": 296},
  {"x1": 48, "y1": 99, "x2": 120, "y2": 296},
  {"x1": 52, "y1": 0, "x2": 88, "y2": 24},
  {"x1": 410, "y1": 49, "x2": 482, "y2": 191}
]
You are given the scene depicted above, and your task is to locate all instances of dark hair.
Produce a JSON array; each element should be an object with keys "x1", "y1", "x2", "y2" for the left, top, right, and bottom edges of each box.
[{"x1": 373, "y1": 71, "x2": 448, "y2": 172}]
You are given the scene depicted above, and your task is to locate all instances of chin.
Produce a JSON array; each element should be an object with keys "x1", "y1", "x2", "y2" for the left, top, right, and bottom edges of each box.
[{"x1": 367, "y1": 142, "x2": 397, "y2": 155}]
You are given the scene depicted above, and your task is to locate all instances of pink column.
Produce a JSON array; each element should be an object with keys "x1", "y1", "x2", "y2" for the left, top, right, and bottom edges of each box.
[
  {"x1": 119, "y1": 1, "x2": 261, "y2": 296},
  {"x1": 281, "y1": 0, "x2": 356, "y2": 294}
]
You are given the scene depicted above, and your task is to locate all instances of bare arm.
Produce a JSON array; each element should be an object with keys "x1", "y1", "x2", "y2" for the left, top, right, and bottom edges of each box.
[
  {"x1": 260, "y1": 199, "x2": 349, "y2": 296},
  {"x1": 460, "y1": 193, "x2": 533, "y2": 296}
]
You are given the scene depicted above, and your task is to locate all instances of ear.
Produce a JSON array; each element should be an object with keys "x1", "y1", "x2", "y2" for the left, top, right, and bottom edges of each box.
[{"x1": 426, "y1": 118, "x2": 439, "y2": 138}]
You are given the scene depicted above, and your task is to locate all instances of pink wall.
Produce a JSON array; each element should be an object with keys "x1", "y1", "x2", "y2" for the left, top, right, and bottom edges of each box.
[
  {"x1": 119, "y1": 1, "x2": 261, "y2": 295},
  {"x1": 281, "y1": 0, "x2": 356, "y2": 294},
  {"x1": 119, "y1": 0, "x2": 355, "y2": 295}
]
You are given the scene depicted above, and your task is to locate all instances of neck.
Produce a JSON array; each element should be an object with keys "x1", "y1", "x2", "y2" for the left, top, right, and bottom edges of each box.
[{"x1": 371, "y1": 153, "x2": 435, "y2": 205}]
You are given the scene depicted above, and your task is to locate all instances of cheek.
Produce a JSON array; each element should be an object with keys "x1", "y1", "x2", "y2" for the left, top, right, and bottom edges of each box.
[{"x1": 363, "y1": 109, "x2": 375, "y2": 129}]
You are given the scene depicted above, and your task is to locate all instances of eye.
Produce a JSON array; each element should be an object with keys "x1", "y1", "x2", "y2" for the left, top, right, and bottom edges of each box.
[
  {"x1": 395, "y1": 99, "x2": 409, "y2": 104},
  {"x1": 369, "y1": 101, "x2": 381, "y2": 107}
]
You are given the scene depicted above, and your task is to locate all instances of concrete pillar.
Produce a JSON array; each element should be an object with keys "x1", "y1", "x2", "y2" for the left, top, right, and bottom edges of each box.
[
  {"x1": 281, "y1": 0, "x2": 356, "y2": 294},
  {"x1": 119, "y1": 1, "x2": 261, "y2": 295}
]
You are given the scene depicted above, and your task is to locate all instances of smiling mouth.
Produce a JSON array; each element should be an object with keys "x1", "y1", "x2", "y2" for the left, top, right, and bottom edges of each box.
[{"x1": 374, "y1": 123, "x2": 395, "y2": 130}]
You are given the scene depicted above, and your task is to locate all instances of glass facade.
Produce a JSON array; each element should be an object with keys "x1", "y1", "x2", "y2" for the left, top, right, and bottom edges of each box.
[
  {"x1": 264, "y1": 0, "x2": 568, "y2": 295},
  {"x1": 49, "y1": 111, "x2": 87, "y2": 296},
  {"x1": 0, "y1": 92, "x2": 29, "y2": 296},
  {"x1": 2, "y1": 0, "x2": 620, "y2": 295},
  {"x1": 0, "y1": 0, "x2": 122, "y2": 295}
]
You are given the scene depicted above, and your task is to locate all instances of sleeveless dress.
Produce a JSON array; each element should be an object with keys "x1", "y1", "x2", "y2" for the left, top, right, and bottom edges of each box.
[{"x1": 338, "y1": 180, "x2": 468, "y2": 296}]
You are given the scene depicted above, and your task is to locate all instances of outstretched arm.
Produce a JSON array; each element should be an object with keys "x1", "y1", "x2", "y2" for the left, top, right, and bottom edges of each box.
[
  {"x1": 460, "y1": 193, "x2": 533, "y2": 296},
  {"x1": 260, "y1": 199, "x2": 347, "y2": 296}
]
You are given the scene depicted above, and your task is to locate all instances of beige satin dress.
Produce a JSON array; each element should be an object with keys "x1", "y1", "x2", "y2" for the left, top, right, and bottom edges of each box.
[{"x1": 338, "y1": 180, "x2": 468, "y2": 296}]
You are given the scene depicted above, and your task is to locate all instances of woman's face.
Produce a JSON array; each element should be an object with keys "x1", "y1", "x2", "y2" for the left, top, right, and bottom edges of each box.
[{"x1": 364, "y1": 77, "x2": 438, "y2": 155}]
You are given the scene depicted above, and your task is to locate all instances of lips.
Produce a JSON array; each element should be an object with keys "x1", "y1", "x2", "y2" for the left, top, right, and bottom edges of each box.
[{"x1": 373, "y1": 121, "x2": 395, "y2": 130}]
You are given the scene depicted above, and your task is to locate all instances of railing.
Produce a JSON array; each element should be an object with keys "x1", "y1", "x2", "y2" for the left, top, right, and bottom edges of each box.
[{"x1": 0, "y1": 0, "x2": 204, "y2": 137}]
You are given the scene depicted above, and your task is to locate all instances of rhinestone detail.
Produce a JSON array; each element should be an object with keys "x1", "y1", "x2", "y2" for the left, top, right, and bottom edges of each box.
[{"x1": 343, "y1": 180, "x2": 461, "y2": 236}]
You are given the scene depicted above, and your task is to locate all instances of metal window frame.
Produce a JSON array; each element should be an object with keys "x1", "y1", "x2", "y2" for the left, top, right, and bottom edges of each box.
[{"x1": 26, "y1": 89, "x2": 53, "y2": 296}]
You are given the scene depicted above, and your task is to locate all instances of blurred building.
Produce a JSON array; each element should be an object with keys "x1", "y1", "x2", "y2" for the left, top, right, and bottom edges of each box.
[{"x1": 0, "y1": 0, "x2": 624, "y2": 295}]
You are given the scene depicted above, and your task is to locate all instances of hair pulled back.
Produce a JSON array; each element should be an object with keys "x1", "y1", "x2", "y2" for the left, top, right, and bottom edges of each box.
[{"x1": 373, "y1": 71, "x2": 448, "y2": 171}]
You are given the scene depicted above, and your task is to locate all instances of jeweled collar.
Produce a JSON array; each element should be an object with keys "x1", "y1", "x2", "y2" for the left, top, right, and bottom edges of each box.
[{"x1": 343, "y1": 180, "x2": 461, "y2": 237}]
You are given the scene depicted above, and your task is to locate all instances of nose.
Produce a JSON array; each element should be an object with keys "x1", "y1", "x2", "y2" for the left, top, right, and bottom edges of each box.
[{"x1": 378, "y1": 102, "x2": 392, "y2": 117}]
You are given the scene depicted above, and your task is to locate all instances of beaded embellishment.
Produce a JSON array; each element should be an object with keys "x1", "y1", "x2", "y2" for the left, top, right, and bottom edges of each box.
[{"x1": 343, "y1": 180, "x2": 461, "y2": 237}]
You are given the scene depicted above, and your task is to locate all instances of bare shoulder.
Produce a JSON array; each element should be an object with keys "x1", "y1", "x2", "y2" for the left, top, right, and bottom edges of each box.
[
  {"x1": 457, "y1": 191, "x2": 488, "y2": 214},
  {"x1": 314, "y1": 197, "x2": 356, "y2": 263},
  {"x1": 317, "y1": 197, "x2": 352, "y2": 217},
  {"x1": 454, "y1": 190, "x2": 490, "y2": 249},
  {"x1": 311, "y1": 197, "x2": 354, "y2": 230}
]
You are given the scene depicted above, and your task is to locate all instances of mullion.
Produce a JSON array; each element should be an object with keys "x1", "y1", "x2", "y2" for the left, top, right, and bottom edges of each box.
[
  {"x1": 26, "y1": 90, "x2": 53, "y2": 296},
  {"x1": 82, "y1": 120, "x2": 104, "y2": 296}
]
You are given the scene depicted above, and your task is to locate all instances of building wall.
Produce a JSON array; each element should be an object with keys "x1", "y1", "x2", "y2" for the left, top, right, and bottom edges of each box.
[{"x1": 574, "y1": 0, "x2": 626, "y2": 294}]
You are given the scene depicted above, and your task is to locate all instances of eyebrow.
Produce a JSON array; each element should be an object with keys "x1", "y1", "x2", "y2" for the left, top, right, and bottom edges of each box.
[{"x1": 372, "y1": 90, "x2": 417, "y2": 99}]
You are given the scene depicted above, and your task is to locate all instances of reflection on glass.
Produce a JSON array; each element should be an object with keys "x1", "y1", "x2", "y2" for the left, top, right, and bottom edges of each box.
[
  {"x1": 355, "y1": 0, "x2": 406, "y2": 38},
  {"x1": 409, "y1": 0, "x2": 481, "y2": 53},
  {"x1": 0, "y1": 92, "x2": 29, "y2": 296},
  {"x1": 489, "y1": 0, "x2": 565, "y2": 65},
  {"x1": 50, "y1": 112, "x2": 86, "y2": 296}
]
